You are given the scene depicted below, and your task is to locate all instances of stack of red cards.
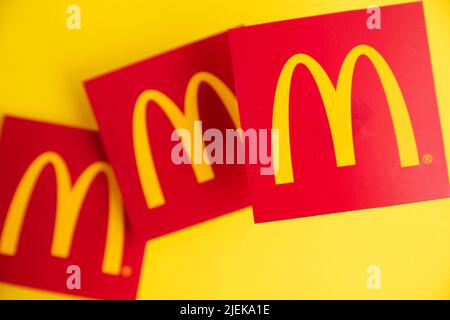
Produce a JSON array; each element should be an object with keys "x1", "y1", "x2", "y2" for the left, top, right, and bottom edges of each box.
[{"x1": 0, "y1": 2, "x2": 448, "y2": 299}]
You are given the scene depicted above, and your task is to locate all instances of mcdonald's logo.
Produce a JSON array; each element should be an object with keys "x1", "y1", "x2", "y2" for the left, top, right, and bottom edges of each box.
[
  {"x1": 229, "y1": 2, "x2": 450, "y2": 223},
  {"x1": 0, "y1": 117, "x2": 144, "y2": 299},
  {"x1": 133, "y1": 71, "x2": 241, "y2": 209},
  {"x1": 0, "y1": 151, "x2": 125, "y2": 276},
  {"x1": 85, "y1": 31, "x2": 249, "y2": 238},
  {"x1": 272, "y1": 44, "x2": 419, "y2": 185}
]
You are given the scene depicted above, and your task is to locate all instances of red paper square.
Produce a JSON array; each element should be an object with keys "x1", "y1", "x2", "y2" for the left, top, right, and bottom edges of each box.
[
  {"x1": 0, "y1": 117, "x2": 144, "y2": 299},
  {"x1": 229, "y1": 2, "x2": 449, "y2": 223},
  {"x1": 85, "y1": 32, "x2": 249, "y2": 238}
]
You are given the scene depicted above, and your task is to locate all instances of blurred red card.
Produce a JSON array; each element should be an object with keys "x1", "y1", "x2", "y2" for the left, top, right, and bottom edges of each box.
[
  {"x1": 85, "y1": 32, "x2": 249, "y2": 239},
  {"x1": 0, "y1": 117, "x2": 144, "y2": 299},
  {"x1": 229, "y1": 2, "x2": 450, "y2": 223}
]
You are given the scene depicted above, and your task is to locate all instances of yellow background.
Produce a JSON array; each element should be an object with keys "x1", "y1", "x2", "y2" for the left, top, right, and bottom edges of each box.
[{"x1": 0, "y1": 0, "x2": 449, "y2": 299}]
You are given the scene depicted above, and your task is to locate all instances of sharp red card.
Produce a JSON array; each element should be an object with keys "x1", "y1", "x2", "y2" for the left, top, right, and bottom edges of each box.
[
  {"x1": 0, "y1": 117, "x2": 144, "y2": 299},
  {"x1": 229, "y1": 2, "x2": 450, "y2": 223},
  {"x1": 84, "y1": 32, "x2": 249, "y2": 238}
]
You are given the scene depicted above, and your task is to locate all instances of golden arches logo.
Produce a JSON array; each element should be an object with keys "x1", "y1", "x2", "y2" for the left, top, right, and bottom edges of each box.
[
  {"x1": 0, "y1": 151, "x2": 125, "y2": 276},
  {"x1": 133, "y1": 71, "x2": 241, "y2": 209},
  {"x1": 272, "y1": 44, "x2": 420, "y2": 185}
]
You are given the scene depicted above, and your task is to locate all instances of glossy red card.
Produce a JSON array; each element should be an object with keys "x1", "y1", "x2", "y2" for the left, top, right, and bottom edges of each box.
[
  {"x1": 0, "y1": 117, "x2": 144, "y2": 299},
  {"x1": 84, "y1": 32, "x2": 249, "y2": 238},
  {"x1": 229, "y1": 2, "x2": 450, "y2": 223}
]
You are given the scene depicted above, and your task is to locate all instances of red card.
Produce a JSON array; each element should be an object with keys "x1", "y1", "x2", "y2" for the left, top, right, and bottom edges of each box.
[
  {"x1": 0, "y1": 117, "x2": 144, "y2": 299},
  {"x1": 84, "y1": 32, "x2": 249, "y2": 238},
  {"x1": 229, "y1": 2, "x2": 450, "y2": 223}
]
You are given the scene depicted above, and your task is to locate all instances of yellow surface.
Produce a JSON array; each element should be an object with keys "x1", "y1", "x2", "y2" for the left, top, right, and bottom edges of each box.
[{"x1": 0, "y1": 0, "x2": 449, "y2": 299}]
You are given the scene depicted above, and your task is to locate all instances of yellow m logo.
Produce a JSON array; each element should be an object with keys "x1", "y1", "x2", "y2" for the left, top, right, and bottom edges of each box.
[
  {"x1": 0, "y1": 151, "x2": 125, "y2": 276},
  {"x1": 133, "y1": 71, "x2": 241, "y2": 209},
  {"x1": 273, "y1": 44, "x2": 419, "y2": 185}
]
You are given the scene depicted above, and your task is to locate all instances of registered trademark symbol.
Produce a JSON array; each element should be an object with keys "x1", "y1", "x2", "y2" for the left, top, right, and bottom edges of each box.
[
  {"x1": 422, "y1": 154, "x2": 433, "y2": 165},
  {"x1": 121, "y1": 265, "x2": 132, "y2": 277}
]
